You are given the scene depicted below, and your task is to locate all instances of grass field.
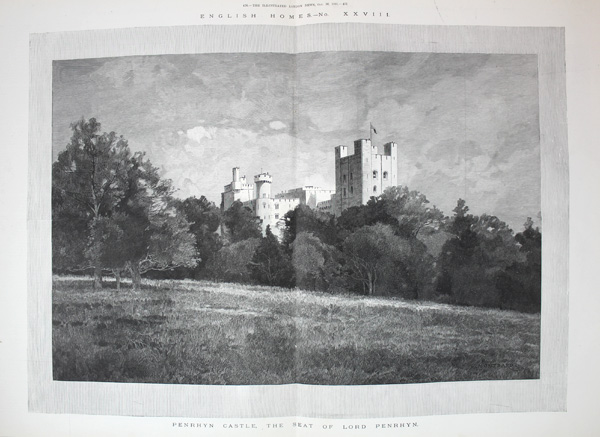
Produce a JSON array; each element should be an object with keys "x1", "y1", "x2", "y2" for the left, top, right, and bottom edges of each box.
[{"x1": 52, "y1": 276, "x2": 540, "y2": 385}]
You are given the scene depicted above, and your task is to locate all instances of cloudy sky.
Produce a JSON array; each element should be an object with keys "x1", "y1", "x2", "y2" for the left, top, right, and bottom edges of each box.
[{"x1": 53, "y1": 51, "x2": 540, "y2": 231}]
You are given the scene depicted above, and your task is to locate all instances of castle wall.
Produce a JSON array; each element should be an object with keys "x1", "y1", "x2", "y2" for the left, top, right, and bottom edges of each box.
[
  {"x1": 316, "y1": 197, "x2": 334, "y2": 212},
  {"x1": 275, "y1": 186, "x2": 335, "y2": 208},
  {"x1": 250, "y1": 197, "x2": 300, "y2": 238},
  {"x1": 221, "y1": 182, "x2": 253, "y2": 211}
]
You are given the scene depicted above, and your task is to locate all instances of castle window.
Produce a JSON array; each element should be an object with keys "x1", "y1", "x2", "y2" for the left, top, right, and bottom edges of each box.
[
  {"x1": 373, "y1": 185, "x2": 377, "y2": 192},
  {"x1": 343, "y1": 174, "x2": 347, "y2": 183},
  {"x1": 262, "y1": 193, "x2": 266, "y2": 198},
  {"x1": 275, "y1": 204, "x2": 279, "y2": 210},
  {"x1": 350, "y1": 186, "x2": 353, "y2": 194},
  {"x1": 263, "y1": 202, "x2": 266, "y2": 208},
  {"x1": 350, "y1": 172, "x2": 353, "y2": 180},
  {"x1": 373, "y1": 170, "x2": 378, "y2": 179},
  {"x1": 343, "y1": 188, "x2": 347, "y2": 197},
  {"x1": 383, "y1": 171, "x2": 388, "y2": 180},
  {"x1": 275, "y1": 214, "x2": 279, "y2": 219}
]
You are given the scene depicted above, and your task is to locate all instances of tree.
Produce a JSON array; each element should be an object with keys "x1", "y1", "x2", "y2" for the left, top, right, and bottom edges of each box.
[
  {"x1": 290, "y1": 231, "x2": 354, "y2": 293},
  {"x1": 52, "y1": 118, "x2": 134, "y2": 287},
  {"x1": 281, "y1": 204, "x2": 336, "y2": 251},
  {"x1": 249, "y1": 225, "x2": 294, "y2": 288},
  {"x1": 496, "y1": 218, "x2": 542, "y2": 312},
  {"x1": 336, "y1": 198, "x2": 394, "y2": 239},
  {"x1": 85, "y1": 214, "x2": 129, "y2": 289},
  {"x1": 205, "y1": 238, "x2": 261, "y2": 283},
  {"x1": 175, "y1": 196, "x2": 222, "y2": 277},
  {"x1": 52, "y1": 118, "x2": 197, "y2": 290},
  {"x1": 380, "y1": 186, "x2": 446, "y2": 238},
  {"x1": 222, "y1": 200, "x2": 262, "y2": 243},
  {"x1": 437, "y1": 199, "x2": 521, "y2": 308},
  {"x1": 95, "y1": 147, "x2": 197, "y2": 290},
  {"x1": 342, "y1": 223, "x2": 411, "y2": 296},
  {"x1": 52, "y1": 184, "x2": 90, "y2": 273},
  {"x1": 291, "y1": 232, "x2": 326, "y2": 290}
]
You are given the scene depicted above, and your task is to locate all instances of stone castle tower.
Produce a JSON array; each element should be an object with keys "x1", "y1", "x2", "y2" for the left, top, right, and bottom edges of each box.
[
  {"x1": 253, "y1": 172, "x2": 273, "y2": 225},
  {"x1": 221, "y1": 167, "x2": 254, "y2": 211},
  {"x1": 333, "y1": 139, "x2": 398, "y2": 215}
]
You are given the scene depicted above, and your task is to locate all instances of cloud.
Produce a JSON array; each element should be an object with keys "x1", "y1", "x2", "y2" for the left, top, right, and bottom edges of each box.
[
  {"x1": 269, "y1": 120, "x2": 286, "y2": 130},
  {"x1": 186, "y1": 125, "x2": 216, "y2": 142}
]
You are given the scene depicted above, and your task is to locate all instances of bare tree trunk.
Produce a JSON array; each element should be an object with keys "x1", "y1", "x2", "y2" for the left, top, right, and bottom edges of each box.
[
  {"x1": 113, "y1": 269, "x2": 121, "y2": 290},
  {"x1": 129, "y1": 263, "x2": 142, "y2": 291},
  {"x1": 367, "y1": 272, "x2": 374, "y2": 296},
  {"x1": 93, "y1": 265, "x2": 103, "y2": 289}
]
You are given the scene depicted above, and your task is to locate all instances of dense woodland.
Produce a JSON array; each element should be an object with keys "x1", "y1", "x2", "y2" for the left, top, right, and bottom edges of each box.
[{"x1": 53, "y1": 118, "x2": 541, "y2": 313}]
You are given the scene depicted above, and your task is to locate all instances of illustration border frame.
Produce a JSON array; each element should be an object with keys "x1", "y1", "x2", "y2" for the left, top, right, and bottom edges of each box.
[{"x1": 28, "y1": 23, "x2": 568, "y2": 418}]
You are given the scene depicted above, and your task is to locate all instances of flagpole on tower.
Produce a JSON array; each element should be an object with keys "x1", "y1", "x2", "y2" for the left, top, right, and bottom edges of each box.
[{"x1": 370, "y1": 122, "x2": 377, "y2": 143}]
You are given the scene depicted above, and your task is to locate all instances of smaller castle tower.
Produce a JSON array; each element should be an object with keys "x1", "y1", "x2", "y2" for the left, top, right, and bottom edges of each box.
[
  {"x1": 221, "y1": 167, "x2": 254, "y2": 211},
  {"x1": 254, "y1": 172, "x2": 272, "y2": 200}
]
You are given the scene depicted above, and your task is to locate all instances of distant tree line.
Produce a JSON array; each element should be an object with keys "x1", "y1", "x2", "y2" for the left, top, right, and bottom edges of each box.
[{"x1": 53, "y1": 119, "x2": 541, "y2": 312}]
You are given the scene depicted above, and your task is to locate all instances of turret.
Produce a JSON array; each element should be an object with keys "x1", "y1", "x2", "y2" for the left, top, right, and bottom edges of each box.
[
  {"x1": 353, "y1": 139, "x2": 371, "y2": 158},
  {"x1": 254, "y1": 172, "x2": 272, "y2": 199},
  {"x1": 383, "y1": 141, "x2": 397, "y2": 157},
  {"x1": 335, "y1": 145, "x2": 348, "y2": 159}
]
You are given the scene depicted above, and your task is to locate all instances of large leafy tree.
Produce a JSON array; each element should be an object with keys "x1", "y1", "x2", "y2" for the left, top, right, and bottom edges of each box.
[
  {"x1": 380, "y1": 186, "x2": 446, "y2": 238},
  {"x1": 52, "y1": 118, "x2": 196, "y2": 289},
  {"x1": 222, "y1": 200, "x2": 262, "y2": 243},
  {"x1": 53, "y1": 118, "x2": 133, "y2": 287},
  {"x1": 290, "y1": 231, "x2": 345, "y2": 292},
  {"x1": 342, "y1": 223, "x2": 412, "y2": 296},
  {"x1": 205, "y1": 238, "x2": 261, "y2": 283},
  {"x1": 336, "y1": 198, "x2": 394, "y2": 239},
  {"x1": 437, "y1": 199, "x2": 521, "y2": 307},
  {"x1": 281, "y1": 204, "x2": 336, "y2": 251},
  {"x1": 175, "y1": 196, "x2": 222, "y2": 277}
]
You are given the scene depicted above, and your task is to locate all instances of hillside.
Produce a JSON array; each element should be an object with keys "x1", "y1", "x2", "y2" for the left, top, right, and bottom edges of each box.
[{"x1": 52, "y1": 276, "x2": 540, "y2": 385}]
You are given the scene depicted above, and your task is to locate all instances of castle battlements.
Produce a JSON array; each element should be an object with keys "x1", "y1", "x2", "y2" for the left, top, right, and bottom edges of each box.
[{"x1": 254, "y1": 172, "x2": 273, "y2": 183}]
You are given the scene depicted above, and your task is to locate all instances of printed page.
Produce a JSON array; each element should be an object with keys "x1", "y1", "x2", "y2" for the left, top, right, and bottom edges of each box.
[
  {"x1": 2, "y1": 0, "x2": 598, "y2": 436},
  {"x1": 29, "y1": 19, "x2": 567, "y2": 421}
]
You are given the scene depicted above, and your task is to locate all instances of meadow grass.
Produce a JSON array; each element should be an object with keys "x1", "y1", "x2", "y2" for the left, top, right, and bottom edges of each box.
[{"x1": 52, "y1": 276, "x2": 540, "y2": 385}]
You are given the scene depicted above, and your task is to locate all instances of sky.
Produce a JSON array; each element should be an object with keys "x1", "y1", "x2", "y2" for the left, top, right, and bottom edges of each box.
[{"x1": 53, "y1": 51, "x2": 540, "y2": 231}]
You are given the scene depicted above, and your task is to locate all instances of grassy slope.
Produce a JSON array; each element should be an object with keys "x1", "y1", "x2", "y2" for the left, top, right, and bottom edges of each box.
[{"x1": 52, "y1": 276, "x2": 540, "y2": 385}]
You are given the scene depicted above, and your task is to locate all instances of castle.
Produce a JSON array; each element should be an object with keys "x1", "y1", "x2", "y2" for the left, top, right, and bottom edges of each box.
[
  {"x1": 221, "y1": 138, "x2": 397, "y2": 235},
  {"x1": 221, "y1": 168, "x2": 334, "y2": 237}
]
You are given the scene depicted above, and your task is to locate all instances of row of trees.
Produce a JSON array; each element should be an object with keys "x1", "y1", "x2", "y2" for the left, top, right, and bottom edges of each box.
[
  {"x1": 172, "y1": 187, "x2": 540, "y2": 312},
  {"x1": 53, "y1": 118, "x2": 541, "y2": 312}
]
